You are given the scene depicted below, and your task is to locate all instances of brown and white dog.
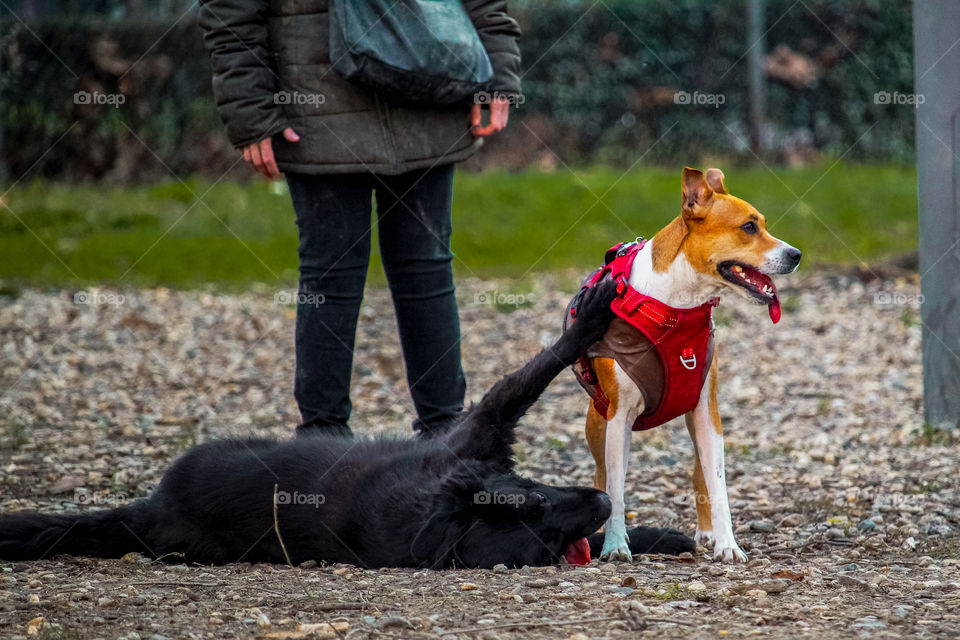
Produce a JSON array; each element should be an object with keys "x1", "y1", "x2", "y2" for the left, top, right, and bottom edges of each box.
[{"x1": 584, "y1": 167, "x2": 801, "y2": 563}]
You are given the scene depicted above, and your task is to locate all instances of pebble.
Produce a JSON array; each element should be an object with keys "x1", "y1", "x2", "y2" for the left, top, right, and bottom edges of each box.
[
  {"x1": 838, "y1": 575, "x2": 868, "y2": 590},
  {"x1": 748, "y1": 520, "x2": 777, "y2": 533},
  {"x1": 523, "y1": 579, "x2": 551, "y2": 589},
  {"x1": 851, "y1": 616, "x2": 886, "y2": 631},
  {"x1": 825, "y1": 527, "x2": 846, "y2": 539},
  {"x1": 687, "y1": 580, "x2": 707, "y2": 592},
  {"x1": 760, "y1": 579, "x2": 790, "y2": 594},
  {"x1": 460, "y1": 583, "x2": 479, "y2": 591},
  {"x1": 492, "y1": 564, "x2": 508, "y2": 573},
  {"x1": 381, "y1": 616, "x2": 412, "y2": 629},
  {"x1": 889, "y1": 605, "x2": 913, "y2": 620},
  {"x1": 778, "y1": 514, "x2": 804, "y2": 528},
  {"x1": 856, "y1": 519, "x2": 877, "y2": 532}
]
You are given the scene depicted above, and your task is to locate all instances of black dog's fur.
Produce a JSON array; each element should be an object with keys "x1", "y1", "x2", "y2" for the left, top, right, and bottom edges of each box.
[{"x1": 0, "y1": 281, "x2": 693, "y2": 568}]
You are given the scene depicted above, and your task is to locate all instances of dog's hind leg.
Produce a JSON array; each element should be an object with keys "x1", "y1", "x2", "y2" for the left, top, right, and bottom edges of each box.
[
  {"x1": 685, "y1": 350, "x2": 746, "y2": 563},
  {"x1": 585, "y1": 400, "x2": 607, "y2": 491},
  {"x1": 598, "y1": 362, "x2": 641, "y2": 562}
]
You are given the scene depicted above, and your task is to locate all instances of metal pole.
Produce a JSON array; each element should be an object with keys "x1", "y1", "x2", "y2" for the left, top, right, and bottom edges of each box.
[
  {"x1": 915, "y1": 0, "x2": 960, "y2": 430},
  {"x1": 746, "y1": 0, "x2": 765, "y2": 156}
]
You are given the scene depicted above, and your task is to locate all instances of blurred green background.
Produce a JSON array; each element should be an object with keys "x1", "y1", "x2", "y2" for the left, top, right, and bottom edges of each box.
[
  {"x1": 1, "y1": 165, "x2": 916, "y2": 290},
  {"x1": 0, "y1": 0, "x2": 918, "y2": 290}
]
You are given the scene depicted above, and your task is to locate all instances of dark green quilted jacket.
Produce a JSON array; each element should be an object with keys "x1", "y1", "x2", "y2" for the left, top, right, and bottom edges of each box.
[{"x1": 197, "y1": 0, "x2": 522, "y2": 175}]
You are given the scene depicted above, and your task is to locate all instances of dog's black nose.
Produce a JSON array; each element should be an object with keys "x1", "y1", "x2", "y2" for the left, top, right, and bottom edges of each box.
[
  {"x1": 592, "y1": 491, "x2": 612, "y2": 521},
  {"x1": 786, "y1": 247, "x2": 802, "y2": 266}
]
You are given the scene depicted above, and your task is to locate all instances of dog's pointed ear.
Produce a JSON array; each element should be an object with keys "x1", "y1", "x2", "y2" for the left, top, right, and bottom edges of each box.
[
  {"x1": 705, "y1": 168, "x2": 728, "y2": 194},
  {"x1": 410, "y1": 470, "x2": 483, "y2": 567},
  {"x1": 681, "y1": 167, "x2": 713, "y2": 220}
]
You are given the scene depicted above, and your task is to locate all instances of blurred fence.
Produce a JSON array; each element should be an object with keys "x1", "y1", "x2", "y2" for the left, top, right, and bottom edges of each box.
[{"x1": 0, "y1": 0, "x2": 915, "y2": 183}]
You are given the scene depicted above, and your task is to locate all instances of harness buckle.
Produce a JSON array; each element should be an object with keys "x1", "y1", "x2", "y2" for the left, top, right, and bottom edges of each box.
[
  {"x1": 680, "y1": 347, "x2": 697, "y2": 370},
  {"x1": 615, "y1": 275, "x2": 629, "y2": 296}
]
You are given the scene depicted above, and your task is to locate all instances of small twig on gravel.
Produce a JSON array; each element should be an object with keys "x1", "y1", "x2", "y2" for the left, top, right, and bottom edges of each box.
[
  {"x1": 127, "y1": 580, "x2": 225, "y2": 587},
  {"x1": 758, "y1": 537, "x2": 824, "y2": 554},
  {"x1": 273, "y1": 483, "x2": 348, "y2": 640},
  {"x1": 359, "y1": 630, "x2": 438, "y2": 640},
  {"x1": 272, "y1": 483, "x2": 296, "y2": 568},
  {"x1": 443, "y1": 615, "x2": 694, "y2": 635},
  {"x1": 309, "y1": 602, "x2": 387, "y2": 611}
]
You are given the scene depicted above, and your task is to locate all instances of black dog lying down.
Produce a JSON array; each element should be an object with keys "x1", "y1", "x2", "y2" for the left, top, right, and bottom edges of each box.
[{"x1": 0, "y1": 281, "x2": 692, "y2": 568}]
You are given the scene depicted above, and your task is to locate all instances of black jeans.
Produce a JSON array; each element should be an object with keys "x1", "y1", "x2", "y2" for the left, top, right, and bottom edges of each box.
[{"x1": 287, "y1": 164, "x2": 465, "y2": 437}]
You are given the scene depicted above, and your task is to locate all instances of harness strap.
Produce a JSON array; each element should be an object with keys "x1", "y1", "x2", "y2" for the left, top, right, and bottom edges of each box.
[{"x1": 567, "y1": 240, "x2": 718, "y2": 431}]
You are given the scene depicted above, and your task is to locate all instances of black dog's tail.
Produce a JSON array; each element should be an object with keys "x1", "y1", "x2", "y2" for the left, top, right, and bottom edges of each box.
[
  {"x1": 0, "y1": 504, "x2": 150, "y2": 560},
  {"x1": 588, "y1": 526, "x2": 695, "y2": 557}
]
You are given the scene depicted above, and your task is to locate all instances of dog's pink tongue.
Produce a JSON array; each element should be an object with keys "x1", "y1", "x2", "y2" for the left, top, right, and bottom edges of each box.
[
  {"x1": 768, "y1": 293, "x2": 781, "y2": 324},
  {"x1": 564, "y1": 537, "x2": 591, "y2": 565}
]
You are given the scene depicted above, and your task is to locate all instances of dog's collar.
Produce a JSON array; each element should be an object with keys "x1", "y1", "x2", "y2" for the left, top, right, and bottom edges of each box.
[{"x1": 596, "y1": 239, "x2": 720, "y2": 321}]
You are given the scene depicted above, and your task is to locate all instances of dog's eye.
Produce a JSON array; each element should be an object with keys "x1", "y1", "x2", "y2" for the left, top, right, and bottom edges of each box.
[
  {"x1": 531, "y1": 492, "x2": 547, "y2": 506},
  {"x1": 740, "y1": 221, "x2": 758, "y2": 235}
]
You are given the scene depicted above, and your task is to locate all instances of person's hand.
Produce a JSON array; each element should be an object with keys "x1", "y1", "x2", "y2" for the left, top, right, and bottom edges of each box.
[
  {"x1": 242, "y1": 128, "x2": 299, "y2": 179},
  {"x1": 471, "y1": 97, "x2": 510, "y2": 137}
]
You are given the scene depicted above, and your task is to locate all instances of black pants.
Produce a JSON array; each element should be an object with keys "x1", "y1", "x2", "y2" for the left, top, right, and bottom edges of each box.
[{"x1": 287, "y1": 164, "x2": 465, "y2": 437}]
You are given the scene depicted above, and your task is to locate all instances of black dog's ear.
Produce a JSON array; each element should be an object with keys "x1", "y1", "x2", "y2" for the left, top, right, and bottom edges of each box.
[{"x1": 409, "y1": 470, "x2": 483, "y2": 567}]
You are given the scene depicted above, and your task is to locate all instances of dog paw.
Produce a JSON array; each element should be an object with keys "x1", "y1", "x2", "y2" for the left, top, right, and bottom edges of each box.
[
  {"x1": 599, "y1": 534, "x2": 633, "y2": 562},
  {"x1": 713, "y1": 544, "x2": 748, "y2": 564},
  {"x1": 571, "y1": 280, "x2": 618, "y2": 344},
  {"x1": 694, "y1": 529, "x2": 715, "y2": 549}
]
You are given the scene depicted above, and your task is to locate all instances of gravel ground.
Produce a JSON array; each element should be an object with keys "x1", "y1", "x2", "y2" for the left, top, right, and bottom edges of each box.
[{"x1": 1, "y1": 269, "x2": 959, "y2": 639}]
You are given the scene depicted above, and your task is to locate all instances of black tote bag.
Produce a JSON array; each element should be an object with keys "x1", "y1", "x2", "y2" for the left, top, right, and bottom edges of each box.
[{"x1": 329, "y1": 0, "x2": 494, "y2": 106}]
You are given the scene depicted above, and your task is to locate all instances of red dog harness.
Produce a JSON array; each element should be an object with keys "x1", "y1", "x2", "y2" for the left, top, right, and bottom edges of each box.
[{"x1": 566, "y1": 240, "x2": 717, "y2": 430}]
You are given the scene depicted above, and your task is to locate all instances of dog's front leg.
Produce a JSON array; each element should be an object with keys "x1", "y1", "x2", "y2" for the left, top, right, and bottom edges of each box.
[
  {"x1": 684, "y1": 350, "x2": 746, "y2": 563},
  {"x1": 450, "y1": 280, "x2": 618, "y2": 465}
]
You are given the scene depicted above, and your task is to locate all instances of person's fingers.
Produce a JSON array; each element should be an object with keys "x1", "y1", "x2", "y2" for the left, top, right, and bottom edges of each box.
[
  {"x1": 259, "y1": 138, "x2": 279, "y2": 179},
  {"x1": 243, "y1": 146, "x2": 251, "y2": 164},
  {"x1": 283, "y1": 128, "x2": 300, "y2": 142},
  {"x1": 470, "y1": 103, "x2": 484, "y2": 136},
  {"x1": 248, "y1": 143, "x2": 266, "y2": 177},
  {"x1": 473, "y1": 100, "x2": 511, "y2": 137},
  {"x1": 491, "y1": 101, "x2": 510, "y2": 131}
]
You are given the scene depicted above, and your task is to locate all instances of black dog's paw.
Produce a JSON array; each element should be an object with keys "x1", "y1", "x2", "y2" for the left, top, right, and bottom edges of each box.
[
  {"x1": 589, "y1": 526, "x2": 696, "y2": 558},
  {"x1": 568, "y1": 279, "x2": 619, "y2": 348},
  {"x1": 626, "y1": 526, "x2": 695, "y2": 555}
]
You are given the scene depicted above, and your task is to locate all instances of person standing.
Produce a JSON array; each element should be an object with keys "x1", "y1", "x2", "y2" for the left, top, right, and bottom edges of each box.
[{"x1": 198, "y1": 0, "x2": 521, "y2": 437}]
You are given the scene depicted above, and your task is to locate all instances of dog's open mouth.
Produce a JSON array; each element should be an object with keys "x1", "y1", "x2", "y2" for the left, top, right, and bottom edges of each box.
[
  {"x1": 718, "y1": 260, "x2": 781, "y2": 323},
  {"x1": 563, "y1": 537, "x2": 591, "y2": 565}
]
